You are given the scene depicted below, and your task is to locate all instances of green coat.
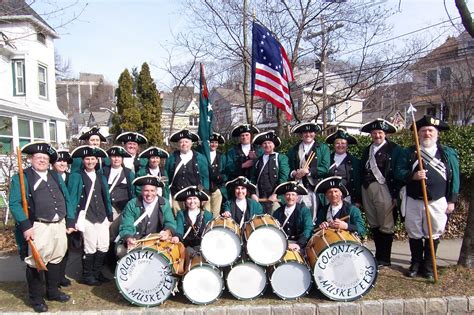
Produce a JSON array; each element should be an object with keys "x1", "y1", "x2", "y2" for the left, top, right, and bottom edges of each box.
[
  {"x1": 316, "y1": 202, "x2": 366, "y2": 237},
  {"x1": 287, "y1": 141, "x2": 331, "y2": 181},
  {"x1": 119, "y1": 196, "x2": 176, "y2": 241},
  {"x1": 165, "y1": 150, "x2": 210, "y2": 193},
  {"x1": 273, "y1": 203, "x2": 313, "y2": 248},
  {"x1": 329, "y1": 152, "x2": 362, "y2": 204},
  {"x1": 222, "y1": 198, "x2": 264, "y2": 221},
  {"x1": 225, "y1": 144, "x2": 263, "y2": 180},
  {"x1": 175, "y1": 209, "x2": 213, "y2": 247},
  {"x1": 250, "y1": 153, "x2": 290, "y2": 193}
]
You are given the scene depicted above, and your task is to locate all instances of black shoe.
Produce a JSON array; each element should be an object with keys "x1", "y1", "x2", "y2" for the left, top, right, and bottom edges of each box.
[
  {"x1": 59, "y1": 277, "x2": 72, "y2": 287},
  {"x1": 47, "y1": 292, "x2": 70, "y2": 303},
  {"x1": 406, "y1": 264, "x2": 420, "y2": 278},
  {"x1": 32, "y1": 302, "x2": 48, "y2": 313},
  {"x1": 80, "y1": 276, "x2": 101, "y2": 286},
  {"x1": 377, "y1": 260, "x2": 391, "y2": 268},
  {"x1": 97, "y1": 273, "x2": 110, "y2": 283}
]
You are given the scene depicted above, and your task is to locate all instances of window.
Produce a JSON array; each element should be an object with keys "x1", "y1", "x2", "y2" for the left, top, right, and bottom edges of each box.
[
  {"x1": 33, "y1": 121, "x2": 44, "y2": 140},
  {"x1": 18, "y1": 119, "x2": 31, "y2": 148},
  {"x1": 427, "y1": 70, "x2": 437, "y2": 90},
  {"x1": 37, "y1": 33, "x2": 46, "y2": 45},
  {"x1": 265, "y1": 103, "x2": 276, "y2": 119},
  {"x1": 49, "y1": 121, "x2": 57, "y2": 143},
  {"x1": 189, "y1": 116, "x2": 198, "y2": 126},
  {"x1": 327, "y1": 106, "x2": 336, "y2": 122},
  {"x1": 38, "y1": 65, "x2": 48, "y2": 98},
  {"x1": 0, "y1": 116, "x2": 13, "y2": 154},
  {"x1": 440, "y1": 67, "x2": 451, "y2": 85},
  {"x1": 12, "y1": 60, "x2": 25, "y2": 96}
]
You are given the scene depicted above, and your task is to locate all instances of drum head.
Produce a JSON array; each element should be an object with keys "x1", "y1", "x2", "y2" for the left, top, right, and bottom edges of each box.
[
  {"x1": 115, "y1": 248, "x2": 177, "y2": 307},
  {"x1": 247, "y1": 226, "x2": 287, "y2": 266},
  {"x1": 182, "y1": 265, "x2": 223, "y2": 305},
  {"x1": 226, "y1": 262, "x2": 267, "y2": 300},
  {"x1": 201, "y1": 228, "x2": 241, "y2": 266},
  {"x1": 271, "y1": 261, "x2": 312, "y2": 300},
  {"x1": 314, "y1": 242, "x2": 377, "y2": 302}
]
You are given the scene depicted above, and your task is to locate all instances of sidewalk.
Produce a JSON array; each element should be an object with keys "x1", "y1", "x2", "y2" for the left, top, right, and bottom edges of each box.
[{"x1": 0, "y1": 239, "x2": 463, "y2": 282}]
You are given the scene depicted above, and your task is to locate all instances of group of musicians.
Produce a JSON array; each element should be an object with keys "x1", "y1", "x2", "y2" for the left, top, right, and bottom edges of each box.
[{"x1": 9, "y1": 115, "x2": 459, "y2": 312}]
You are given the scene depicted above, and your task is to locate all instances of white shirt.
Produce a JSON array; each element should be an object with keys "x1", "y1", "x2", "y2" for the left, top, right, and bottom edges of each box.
[
  {"x1": 34, "y1": 169, "x2": 48, "y2": 182},
  {"x1": 372, "y1": 140, "x2": 387, "y2": 155},
  {"x1": 328, "y1": 202, "x2": 343, "y2": 220},
  {"x1": 422, "y1": 144, "x2": 437, "y2": 157},
  {"x1": 210, "y1": 150, "x2": 217, "y2": 164},
  {"x1": 108, "y1": 167, "x2": 123, "y2": 184},
  {"x1": 262, "y1": 154, "x2": 270, "y2": 167},
  {"x1": 60, "y1": 173, "x2": 66, "y2": 182},
  {"x1": 284, "y1": 204, "x2": 296, "y2": 218},
  {"x1": 236, "y1": 198, "x2": 247, "y2": 212},
  {"x1": 188, "y1": 208, "x2": 200, "y2": 225},
  {"x1": 143, "y1": 196, "x2": 158, "y2": 218},
  {"x1": 123, "y1": 156, "x2": 135, "y2": 171},
  {"x1": 148, "y1": 167, "x2": 160, "y2": 176},
  {"x1": 86, "y1": 170, "x2": 97, "y2": 182},
  {"x1": 180, "y1": 151, "x2": 193, "y2": 165},
  {"x1": 303, "y1": 141, "x2": 314, "y2": 155},
  {"x1": 241, "y1": 143, "x2": 251, "y2": 156},
  {"x1": 334, "y1": 153, "x2": 347, "y2": 167}
]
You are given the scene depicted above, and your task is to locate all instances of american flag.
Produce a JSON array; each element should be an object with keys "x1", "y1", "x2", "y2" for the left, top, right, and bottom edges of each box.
[{"x1": 251, "y1": 22, "x2": 295, "y2": 121}]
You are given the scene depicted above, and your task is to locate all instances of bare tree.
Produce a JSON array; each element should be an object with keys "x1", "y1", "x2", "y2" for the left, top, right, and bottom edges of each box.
[{"x1": 55, "y1": 50, "x2": 72, "y2": 80}]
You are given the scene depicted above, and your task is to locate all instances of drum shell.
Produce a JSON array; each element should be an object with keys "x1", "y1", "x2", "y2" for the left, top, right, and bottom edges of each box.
[
  {"x1": 226, "y1": 258, "x2": 267, "y2": 300},
  {"x1": 138, "y1": 236, "x2": 185, "y2": 275},
  {"x1": 201, "y1": 217, "x2": 242, "y2": 267},
  {"x1": 203, "y1": 216, "x2": 241, "y2": 236},
  {"x1": 243, "y1": 214, "x2": 280, "y2": 240}
]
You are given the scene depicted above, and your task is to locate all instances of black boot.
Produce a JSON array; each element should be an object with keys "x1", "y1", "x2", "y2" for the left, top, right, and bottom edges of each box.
[
  {"x1": 45, "y1": 263, "x2": 70, "y2": 302},
  {"x1": 26, "y1": 266, "x2": 48, "y2": 313},
  {"x1": 371, "y1": 228, "x2": 382, "y2": 262},
  {"x1": 93, "y1": 251, "x2": 110, "y2": 283},
  {"x1": 380, "y1": 232, "x2": 394, "y2": 267},
  {"x1": 59, "y1": 250, "x2": 71, "y2": 287},
  {"x1": 81, "y1": 254, "x2": 100, "y2": 286},
  {"x1": 406, "y1": 238, "x2": 423, "y2": 277},
  {"x1": 422, "y1": 239, "x2": 439, "y2": 281}
]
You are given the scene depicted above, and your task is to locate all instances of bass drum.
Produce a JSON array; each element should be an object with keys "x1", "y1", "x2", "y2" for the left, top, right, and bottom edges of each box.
[
  {"x1": 182, "y1": 254, "x2": 224, "y2": 305},
  {"x1": 115, "y1": 247, "x2": 177, "y2": 306},
  {"x1": 226, "y1": 259, "x2": 267, "y2": 300},
  {"x1": 270, "y1": 250, "x2": 312, "y2": 300}
]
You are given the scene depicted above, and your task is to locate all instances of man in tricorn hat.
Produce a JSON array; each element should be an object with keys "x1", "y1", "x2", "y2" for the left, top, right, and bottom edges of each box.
[
  {"x1": 71, "y1": 126, "x2": 108, "y2": 172},
  {"x1": 165, "y1": 129, "x2": 209, "y2": 214},
  {"x1": 9, "y1": 142, "x2": 75, "y2": 312},
  {"x1": 115, "y1": 131, "x2": 148, "y2": 173},
  {"x1": 287, "y1": 121, "x2": 331, "y2": 222},
  {"x1": 360, "y1": 118, "x2": 403, "y2": 267},
  {"x1": 207, "y1": 132, "x2": 227, "y2": 218},
  {"x1": 396, "y1": 115, "x2": 459, "y2": 280},
  {"x1": 136, "y1": 146, "x2": 169, "y2": 198},
  {"x1": 225, "y1": 124, "x2": 262, "y2": 180}
]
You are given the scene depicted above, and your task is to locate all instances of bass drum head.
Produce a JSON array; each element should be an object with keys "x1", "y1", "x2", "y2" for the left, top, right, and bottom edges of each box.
[
  {"x1": 314, "y1": 242, "x2": 377, "y2": 302},
  {"x1": 201, "y1": 228, "x2": 241, "y2": 266},
  {"x1": 247, "y1": 226, "x2": 287, "y2": 266},
  {"x1": 115, "y1": 248, "x2": 177, "y2": 307},
  {"x1": 270, "y1": 261, "x2": 312, "y2": 300},
  {"x1": 182, "y1": 265, "x2": 223, "y2": 305},
  {"x1": 226, "y1": 262, "x2": 267, "y2": 300}
]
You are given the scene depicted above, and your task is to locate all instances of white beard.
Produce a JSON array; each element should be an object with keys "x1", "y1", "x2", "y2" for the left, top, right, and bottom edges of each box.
[{"x1": 421, "y1": 137, "x2": 437, "y2": 148}]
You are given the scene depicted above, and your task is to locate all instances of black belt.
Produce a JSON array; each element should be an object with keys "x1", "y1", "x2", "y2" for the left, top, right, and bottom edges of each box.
[{"x1": 35, "y1": 218, "x2": 63, "y2": 224}]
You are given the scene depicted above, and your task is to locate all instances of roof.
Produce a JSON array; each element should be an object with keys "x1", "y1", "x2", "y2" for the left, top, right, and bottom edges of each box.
[
  {"x1": 90, "y1": 111, "x2": 112, "y2": 125},
  {"x1": 161, "y1": 93, "x2": 193, "y2": 114},
  {"x1": 210, "y1": 88, "x2": 246, "y2": 105}
]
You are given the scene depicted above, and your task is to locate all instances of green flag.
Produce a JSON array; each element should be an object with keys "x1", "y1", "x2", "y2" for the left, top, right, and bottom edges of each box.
[{"x1": 198, "y1": 63, "x2": 213, "y2": 164}]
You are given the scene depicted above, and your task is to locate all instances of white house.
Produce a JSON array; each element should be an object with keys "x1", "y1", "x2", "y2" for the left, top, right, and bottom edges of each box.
[{"x1": 0, "y1": 1, "x2": 67, "y2": 154}]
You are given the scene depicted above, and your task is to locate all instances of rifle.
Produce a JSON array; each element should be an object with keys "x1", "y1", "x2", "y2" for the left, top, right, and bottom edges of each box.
[{"x1": 16, "y1": 147, "x2": 48, "y2": 271}]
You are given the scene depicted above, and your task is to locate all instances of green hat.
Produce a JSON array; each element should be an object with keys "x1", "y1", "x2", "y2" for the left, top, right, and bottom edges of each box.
[
  {"x1": 174, "y1": 186, "x2": 210, "y2": 202},
  {"x1": 21, "y1": 142, "x2": 58, "y2": 163},
  {"x1": 253, "y1": 130, "x2": 281, "y2": 147},
  {"x1": 291, "y1": 122, "x2": 321, "y2": 134},
  {"x1": 71, "y1": 145, "x2": 108, "y2": 159},
  {"x1": 231, "y1": 124, "x2": 260, "y2": 137},
  {"x1": 225, "y1": 176, "x2": 257, "y2": 195},
  {"x1": 325, "y1": 129, "x2": 357, "y2": 145},
  {"x1": 79, "y1": 127, "x2": 107, "y2": 142},
  {"x1": 106, "y1": 146, "x2": 132, "y2": 158},
  {"x1": 360, "y1": 119, "x2": 396, "y2": 134},
  {"x1": 273, "y1": 181, "x2": 308, "y2": 195},
  {"x1": 115, "y1": 132, "x2": 148, "y2": 144},
  {"x1": 169, "y1": 129, "x2": 200, "y2": 143},
  {"x1": 139, "y1": 146, "x2": 169, "y2": 159},
  {"x1": 132, "y1": 175, "x2": 165, "y2": 188},
  {"x1": 414, "y1": 115, "x2": 449, "y2": 131},
  {"x1": 315, "y1": 176, "x2": 349, "y2": 197}
]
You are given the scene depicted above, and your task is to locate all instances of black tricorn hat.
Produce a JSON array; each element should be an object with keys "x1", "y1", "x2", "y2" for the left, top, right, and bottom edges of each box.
[
  {"x1": 360, "y1": 119, "x2": 396, "y2": 134},
  {"x1": 79, "y1": 127, "x2": 107, "y2": 142},
  {"x1": 291, "y1": 122, "x2": 321, "y2": 134},
  {"x1": 174, "y1": 186, "x2": 210, "y2": 202},
  {"x1": 231, "y1": 124, "x2": 260, "y2": 137},
  {"x1": 115, "y1": 132, "x2": 148, "y2": 144},
  {"x1": 139, "y1": 146, "x2": 169, "y2": 159},
  {"x1": 106, "y1": 146, "x2": 132, "y2": 158},
  {"x1": 253, "y1": 130, "x2": 281, "y2": 147},
  {"x1": 209, "y1": 132, "x2": 225, "y2": 144},
  {"x1": 273, "y1": 181, "x2": 308, "y2": 196},
  {"x1": 132, "y1": 175, "x2": 165, "y2": 188},
  {"x1": 55, "y1": 150, "x2": 72, "y2": 163},
  {"x1": 168, "y1": 129, "x2": 200, "y2": 143},
  {"x1": 325, "y1": 129, "x2": 358, "y2": 145},
  {"x1": 225, "y1": 176, "x2": 257, "y2": 195},
  {"x1": 315, "y1": 176, "x2": 349, "y2": 197},
  {"x1": 413, "y1": 115, "x2": 449, "y2": 131},
  {"x1": 21, "y1": 142, "x2": 58, "y2": 163},
  {"x1": 71, "y1": 145, "x2": 108, "y2": 159}
]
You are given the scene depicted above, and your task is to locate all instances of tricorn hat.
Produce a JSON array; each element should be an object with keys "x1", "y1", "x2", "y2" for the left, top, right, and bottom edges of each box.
[
  {"x1": 139, "y1": 146, "x2": 169, "y2": 159},
  {"x1": 225, "y1": 176, "x2": 257, "y2": 195},
  {"x1": 290, "y1": 122, "x2": 321, "y2": 134},
  {"x1": 132, "y1": 175, "x2": 165, "y2": 188},
  {"x1": 79, "y1": 127, "x2": 107, "y2": 142},
  {"x1": 273, "y1": 181, "x2": 308, "y2": 196},
  {"x1": 71, "y1": 145, "x2": 108, "y2": 159},
  {"x1": 252, "y1": 130, "x2": 281, "y2": 147},
  {"x1": 168, "y1": 129, "x2": 200, "y2": 143},
  {"x1": 55, "y1": 150, "x2": 72, "y2": 164},
  {"x1": 21, "y1": 142, "x2": 58, "y2": 163},
  {"x1": 360, "y1": 118, "x2": 396, "y2": 134},
  {"x1": 325, "y1": 129, "x2": 358, "y2": 145},
  {"x1": 106, "y1": 146, "x2": 132, "y2": 158},
  {"x1": 231, "y1": 124, "x2": 260, "y2": 137},
  {"x1": 315, "y1": 176, "x2": 349, "y2": 197},
  {"x1": 209, "y1": 132, "x2": 225, "y2": 144},
  {"x1": 413, "y1": 115, "x2": 449, "y2": 131},
  {"x1": 115, "y1": 132, "x2": 148, "y2": 144},
  {"x1": 174, "y1": 186, "x2": 210, "y2": 202}
]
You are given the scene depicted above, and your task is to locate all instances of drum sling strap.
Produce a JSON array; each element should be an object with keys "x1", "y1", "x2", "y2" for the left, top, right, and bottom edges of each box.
[{"x1": 113, "y1": 199, "x2": 156, "y2": 243}]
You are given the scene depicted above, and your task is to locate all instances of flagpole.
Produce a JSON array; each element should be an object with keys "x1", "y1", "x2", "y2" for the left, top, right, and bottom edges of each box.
[{"x1": 407, "y1": 104, "x2": 438, "y2": 283}]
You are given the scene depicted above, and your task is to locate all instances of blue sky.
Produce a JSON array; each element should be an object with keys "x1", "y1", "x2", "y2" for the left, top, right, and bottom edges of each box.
[{"x1": 31, "y1": 0, "x2": 473, "y2": 89}]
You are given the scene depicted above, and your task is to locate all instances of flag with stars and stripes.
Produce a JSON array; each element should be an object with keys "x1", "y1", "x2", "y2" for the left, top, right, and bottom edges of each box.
[
  {"x1": 198, "y1": 63, "x2": 213, "y2": 164},
  {"x1": 251, "y1": 22, "x2": 295, "y2": 121}
]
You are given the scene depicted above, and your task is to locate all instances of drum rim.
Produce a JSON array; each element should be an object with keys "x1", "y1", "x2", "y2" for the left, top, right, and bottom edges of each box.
[
  {"x1": 270, "y1": 261, "x2": 313, "y2": 300},
  {"x1": 201, "y1": 229, "x2": 242, "y2": 267},
  {"x1": 246, "y1": 228, "x2": 288, "y2": 266},
  {"x1": 114, "y1": 246, "x2": 177, "y2": 307},
  {"x1": 225, "y1": 261, "x2": 268, "y2": 300},
  {"x1": 182, "y1": 265, "x2": 225, "y2": 305},
  {"x1": 312, "y1": 241, "x2": 378, "y2": 302}
]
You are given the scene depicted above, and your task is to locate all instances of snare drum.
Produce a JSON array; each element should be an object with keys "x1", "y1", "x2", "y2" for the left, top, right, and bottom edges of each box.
[
  {"x1": 226, "y1": 259, "x2": 267, "y2": 300},
  {"x1": 115, "y1": 247, "x2": 177, "y2": 306},
  {"x1": 306, "y1": 228, "x2": 377, "y2": 302},
  {"x1": 138, "y1": 236, "x2": 186, "y2": 275},
  {"x1": 201, "y1": 216, "x2": 242, "y2": 267},
  {"x1": 270, "y1": 250, "x2": 312, "y2": 300},
  {"x1": 244, "y1": 214, "x2": 287, "y2": 266},
  {"x1": 182, "y1": 254, "x2": 224, "y2": 305}
]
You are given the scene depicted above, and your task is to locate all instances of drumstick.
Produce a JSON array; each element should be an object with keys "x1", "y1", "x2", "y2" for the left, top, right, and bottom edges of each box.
[
  {"x1": 135, "y1": 235, "x2": 163, "y2": 243},
  {"x1": 303, "y1": 151, "x2": 316, "y2": 169},
  {"x1": 313, "y1": 215, "x2": 350, "y2": 233}
]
